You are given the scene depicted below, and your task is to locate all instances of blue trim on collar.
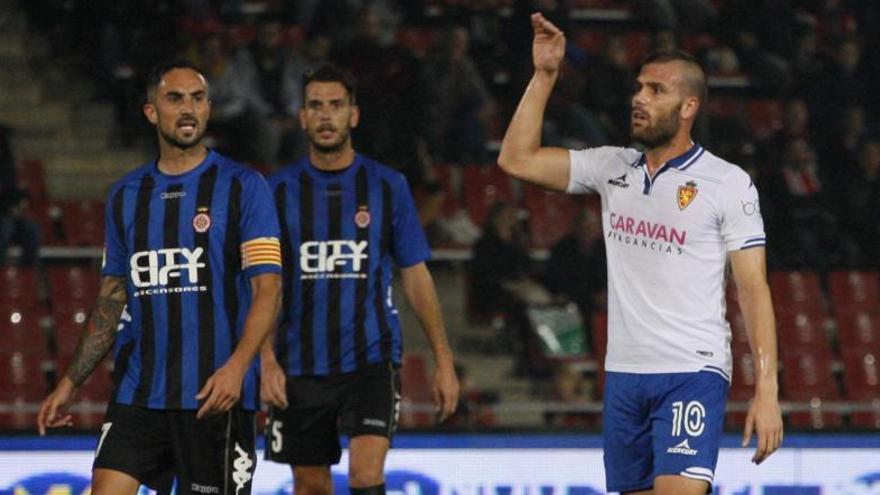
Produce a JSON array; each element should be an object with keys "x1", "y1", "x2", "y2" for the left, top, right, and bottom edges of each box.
[{"x1": 668, "y1": 143, "x2": 703, "y2": 169}]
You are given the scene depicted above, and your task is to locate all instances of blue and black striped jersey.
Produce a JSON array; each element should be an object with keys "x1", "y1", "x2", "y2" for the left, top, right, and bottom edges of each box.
[
  {"x1": 269, "y1": 154, "x2": 431, "y2": 376},
  {"x1": 103, "y1": 150, "x2": 282, "y2": 410}
]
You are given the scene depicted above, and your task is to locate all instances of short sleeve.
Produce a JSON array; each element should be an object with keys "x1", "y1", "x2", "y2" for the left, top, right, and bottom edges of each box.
[
  {"x1": 721, "y1": 167, "x2": 766, "y2": 251},
  {"x1": 102, "y1": 185, "x2": 128, "y2": 277},
  {"x1": 391, "y1": 175, "x2": 431, "y2": 268},
  {"x1": 239, "y1": 172, "x2": 283, "y2": 277},
  {"x1": 567, "y1": 146, "x2": 632, "y2": 195}
]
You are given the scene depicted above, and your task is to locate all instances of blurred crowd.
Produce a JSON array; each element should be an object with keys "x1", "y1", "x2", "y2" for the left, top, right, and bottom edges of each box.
[{"x1": 7, "y1": 0, "x2": 880, "y2": 274}]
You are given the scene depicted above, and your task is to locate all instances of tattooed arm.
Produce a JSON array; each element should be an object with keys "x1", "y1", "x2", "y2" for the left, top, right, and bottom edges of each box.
[{"x1": 37, "y1": 276, "x2": 127, "y2": 434}]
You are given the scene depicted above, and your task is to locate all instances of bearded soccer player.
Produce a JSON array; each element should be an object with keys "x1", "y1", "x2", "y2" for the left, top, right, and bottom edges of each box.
[
  {"x1": 260, "y1": 63, "x2": 459, "y2": 495},
  {"x1": 497, "y1": 14, "x2": 783, "y2": 494},
  {"x1": 37, "y1": 60, "x2": 282, "y2": 495}
]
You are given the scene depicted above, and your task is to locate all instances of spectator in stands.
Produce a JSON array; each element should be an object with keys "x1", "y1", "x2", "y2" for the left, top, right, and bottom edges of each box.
[
  {"x1": 805, "y1": 37, "x2": 867, "y2": 146},
  {"x1": 190, "y1": 28, "x2": 276, "y2": 164},
  {"x1": 237, "y1": 18, "x2": 309, "y2": 166},
  {"x1": 469, "y1": 202, "x2": 538, "y2": 317},
  {"x1": 542, "y1": 362, "x2": 594, "y2": 428},
  {"x1": 842, "y1": 139, "x2": 880, "y2": 269},
  {"x1": 0, "y1": 125, "x2": 40, "y2": 267},
  {"x1": 543, "y1": 206, "x2": 607, "y2": 321},
  {"x1": 424, "y1": 25, "x2": 495, "y2": 165},
  {"x1": 584, "y1": 36, "x2": 635, "y2": 145}
]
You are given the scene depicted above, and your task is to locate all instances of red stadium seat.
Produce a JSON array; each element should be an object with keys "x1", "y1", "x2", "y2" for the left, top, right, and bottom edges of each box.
[
  {"x1": 787, "y1": 398, "x2": 845, "y2": 430},
  {"x1": 47, "y1": 264, "x2": 100, "y2": 308},
  {"x1": 836, "y1": 310, "x2": 880, "y2": 354},
  {"x1": 776, "y1": 311, "x2": 832, "y2": 358},
  {"x1": 781, "y1": 352, "x2": 843, "y2": 428},
  {"x1": 726, "y1": 307, "x2": 751, "y2": 356},
  {"x1": 523, "y1": 185, "x2": 583, "y2": 249},
  {"x1": 52, "y1": 303, "x2": 91, "y2": 357},
  {"x1": 399, "y1": 353, "x2": 433, "y2": 428},
  {"x1": 461, "y1": 165, "x2": 514, "y2": 226},
  {"x1": 769, "y1": 271, "x2": 826, "y2": 315},
  {"x1": 18, "y1": 159, "x2": 48, "y2": 204},
  {"x1": 0, "y1": 304, "x2": 50, "y2": 354},
  {"x1": 842, "y1": 350, "x2": 880, "y2": 400},
  {"x1": 58, "y1": 199, "x2": 105, "y2": 247},
  {"x1": 0, "y1": 266, "x2": 41, "y2": 309},
  {"x1": 746, "y1": 100, "x2": 783, "y2": 140},
  {"x1": 0, "y1": 351, "x2": 54, "y2": 429},
  {"x1": 828, "y1": 271, "x2": 880, "y2": 315},
  {"x1": 729, "y1": 351, "x2": 758, "y2": 401}
]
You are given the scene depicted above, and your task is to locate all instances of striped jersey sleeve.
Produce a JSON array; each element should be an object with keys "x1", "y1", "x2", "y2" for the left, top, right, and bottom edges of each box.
[{"x1": 239, "y1": 172, "x2": 282, "y2": 276}]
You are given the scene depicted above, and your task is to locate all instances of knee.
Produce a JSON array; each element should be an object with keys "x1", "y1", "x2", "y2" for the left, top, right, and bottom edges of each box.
[{"x1": 294, "y1": 469, "x2": 332, "y2": 495}]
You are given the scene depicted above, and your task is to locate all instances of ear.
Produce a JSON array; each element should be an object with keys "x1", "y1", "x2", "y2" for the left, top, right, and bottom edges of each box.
[
  {"x1": 143, "y1": 102, "x2": 158, "y2": 125},
  {"x1": 680, "y1": 97, "x2": 700, "y2": 121},
  {"x1": 349, "y1": 104, "x2": 360, "y2": 129}
]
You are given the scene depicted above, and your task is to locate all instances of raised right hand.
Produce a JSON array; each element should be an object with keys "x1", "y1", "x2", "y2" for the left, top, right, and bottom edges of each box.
[
  {"x1": 37, "y1": 376, "x2": 77, "y2": 435},
  {"x1": 531, "y1": 12, "x2": 566, "y2": 74}
]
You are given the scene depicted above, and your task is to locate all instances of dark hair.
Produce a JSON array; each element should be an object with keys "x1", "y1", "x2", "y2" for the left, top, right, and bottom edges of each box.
[
  {"x1": 145, "y1": 59, "x2": 204, "y2": 100},
  {"x1": 301, "y1": 63, "x2": 357, "y2": 105},
  {"x1": 640, "y1": 50, "x2": 708, "y2": 107}
]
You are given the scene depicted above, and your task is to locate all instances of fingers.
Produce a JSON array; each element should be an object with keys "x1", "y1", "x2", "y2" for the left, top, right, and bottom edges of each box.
[
  {"x1": 196, "y1": 376, "x2": 214, "y2": 401},
  {"x1": 741, "y1": 409, "x2": 754, "y2": 448},
  {"x1": 197, "y1": 377, "x2": 241, "y2": 419},
  {"x1": 37, "y1": 399, "x2": 53, "y2": 436},
  {"x1": 530, "y1": 12, "x2": 563, "y2": 36}
]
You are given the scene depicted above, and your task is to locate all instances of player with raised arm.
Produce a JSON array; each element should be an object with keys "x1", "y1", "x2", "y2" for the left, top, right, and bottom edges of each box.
[
  {"x1": 497, "y1": 13, "x2": 783, "y2": 495},
  {"x1": 37, "y1": 60, "x2": 282, "y2": 495}
]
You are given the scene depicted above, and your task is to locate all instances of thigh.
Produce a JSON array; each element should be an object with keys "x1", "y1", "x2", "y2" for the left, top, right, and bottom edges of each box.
[
  {"x1": 651, "y1": 371, "x2": 729, "y2": 487},
  {"x1": 266, "y1": 374, "x2": 345, "y2": 466},
  {"x1": 602, "y1": 372, "x2": 654, "y2": 494},
  {"x1": 92, "y1": 403, "x2": 174, "y2": 493},
  {"x1": 340, "y1": 363, "x2": 401, "y2": 440},
  {"x1": 171, "y1": 408, "x2": 257, "y2": 495}
]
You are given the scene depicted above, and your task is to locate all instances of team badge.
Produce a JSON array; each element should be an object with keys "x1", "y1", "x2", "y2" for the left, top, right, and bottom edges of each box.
[
  {"x1": 354, "y1": 207, "x2": 371, "y2": 228},
  {"x1": 677, "y1": 180, "x2": 698, "y2": 210},
  {"x1": 193, "y1": 207, "x2": 212, "y2": 233}
]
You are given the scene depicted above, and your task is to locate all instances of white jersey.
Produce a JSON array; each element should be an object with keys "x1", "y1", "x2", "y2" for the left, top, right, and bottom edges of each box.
[{"x1": 568, "y1": 144, "x2": 765, "y2": 381}]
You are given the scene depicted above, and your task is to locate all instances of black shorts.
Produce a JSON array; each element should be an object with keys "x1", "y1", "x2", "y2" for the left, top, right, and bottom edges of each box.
[
  {"x1": 93, "y1": 402, "x2": 256, "y2": 495},
  {"x1": 265, "y1": 362, "x2": 401, "y2": 466}
]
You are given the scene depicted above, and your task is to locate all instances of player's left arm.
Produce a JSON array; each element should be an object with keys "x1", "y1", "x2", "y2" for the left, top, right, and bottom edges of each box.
[
  {"x1": 729, "y1": 246, "x2": 783, "y2": 464},
  {"x1": 400, "y1": 262, "x2": 460, "y2": 422}
]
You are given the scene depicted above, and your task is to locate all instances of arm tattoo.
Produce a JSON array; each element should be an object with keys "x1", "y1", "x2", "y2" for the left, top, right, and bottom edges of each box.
[{"x1": 64, "y1": 276, "x2": 128, "y2": 386}]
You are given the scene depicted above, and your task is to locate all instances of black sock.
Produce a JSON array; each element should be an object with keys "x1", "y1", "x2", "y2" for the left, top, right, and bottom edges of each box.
[{"x1": 350, "y1": 483, "x2": 385, "y2": 495}]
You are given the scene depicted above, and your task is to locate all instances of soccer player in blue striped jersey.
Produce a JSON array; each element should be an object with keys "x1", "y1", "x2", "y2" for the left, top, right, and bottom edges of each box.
[
  {"x1": 37, "y1": 60, "x2": 282, "y2": 495},
  {"x1": 261, "y1": 64, "x2": 459, "y2": 495},
  {"x1": 498, "y1": 14, "x2": 783, "y2": 495}
]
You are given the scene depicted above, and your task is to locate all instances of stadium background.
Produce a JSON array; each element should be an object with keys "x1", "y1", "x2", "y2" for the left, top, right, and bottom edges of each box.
[{"x1": 0, "y1": 0, "x2": 878, "y2": 492}]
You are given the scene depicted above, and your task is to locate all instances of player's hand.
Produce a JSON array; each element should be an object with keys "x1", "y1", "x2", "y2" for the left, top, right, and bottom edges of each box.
[
  {"x1": 37, "y1": 376, "x2": 77, "y2": 435},
  {"x1": 742, "y1": 390, "x2": 783, "y2": 464},
  {"x1": 531, "y1": 12, "x2": 565, "y2": 74},
  {"x1": 432, "y1": 363, "x2": 460, "y2": 423},
  {"x1": 196, "y1": 359, "x2": 246, "y2": 419},
  {"x1": 260, "y1": 359, "x2": 288, "y2": 410}
]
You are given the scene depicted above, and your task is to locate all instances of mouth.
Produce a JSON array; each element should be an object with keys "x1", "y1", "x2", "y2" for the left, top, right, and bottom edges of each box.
[
  {"x1": 177, "y1": 120, "x2": 198, "y2": 132},
  {"x1": 316, "y1": 125, "x2": 337, "y2": 138},
  {"x1": 631, "y1": 109, "x2": 649, "y2": 124}
]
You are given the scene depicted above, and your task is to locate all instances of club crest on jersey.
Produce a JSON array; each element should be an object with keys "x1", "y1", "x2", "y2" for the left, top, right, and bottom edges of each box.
[
  {"x1": 355, "y1": 207, "x2": 371, "y2": 228},
  {"x1": 677, "y1": 181, "x2": 698, "y2": 210},
  {"x1": 193, "y1": 207, "x2": 212, "y2": 233}
]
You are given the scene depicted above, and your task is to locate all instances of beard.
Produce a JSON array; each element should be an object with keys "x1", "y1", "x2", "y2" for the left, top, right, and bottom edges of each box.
[
  {"x1": 309, "y1": 125, "x2": 351, "y2": 153},
  {"x1": 158, "y1": 124, "x2": 205, "y2": 150},
  {"x1": 631, "y1": 103, "x2": 681, "y2": 149}
]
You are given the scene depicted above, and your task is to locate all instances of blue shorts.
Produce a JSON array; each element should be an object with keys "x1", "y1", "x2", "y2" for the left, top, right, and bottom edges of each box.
[{"x1": 602, "y1": 370, "x2": 729, "y2": 493}]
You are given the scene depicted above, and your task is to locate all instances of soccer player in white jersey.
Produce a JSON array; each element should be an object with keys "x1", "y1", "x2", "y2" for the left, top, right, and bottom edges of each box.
[{"x1": 498, "y1": 13, "x2": 783, "y2": 495}]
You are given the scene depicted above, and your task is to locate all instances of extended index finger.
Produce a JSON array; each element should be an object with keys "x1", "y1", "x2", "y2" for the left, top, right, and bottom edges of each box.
[{"x1": 531, "y1": 12, "x2": 563, "y2": 36}]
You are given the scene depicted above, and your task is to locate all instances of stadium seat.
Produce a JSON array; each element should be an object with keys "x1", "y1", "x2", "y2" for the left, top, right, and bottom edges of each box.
[
  {"x1": 841, "y1": 351, "x2": 880, "y2": 430},
  {"x1": 746, "y1": 100, "x2": 783, "y2": 140},
  {"x1": 58, "y1": 199, "x2": 105, "y2": 247},
  {"x1": 776, "y1": 311, "x2": 832, "y2": 358},
  {"x1": 0, "y1": 266, "x2": 41, "y2": 309},
  {"x1": 461, "y1": 164, "x2": 515, "y2": 226},
  {"x1": 0, "y1": 303, "x2": 50, "y2": 354},
  {"x1": 769, "y1": 271, "x2": 826, "y2": 315},
  {"x1": 0, "y1": 351, "x2": 54, "y2": 429},
  {"x1": 726, "y1": 307, "x2": 751, "y2": 356},
  {"x1": 17, "y1": 159, "x2": 48, "y2": 204},
  {"x1": 828, "y1": 271, "x2": 880, "y2": 315},
  {"x1": 836, "y1": 310, "x2": 880, "y2": 354},
  {"x1": 522, "y1": 185, "x2": 582, "y2": 249},
  {"x1": 781, "y1": 353, "x2": 843, "y2": 429},
  {"x1": 52, "y1": 303, "x2": 90, "y2": 357},
  {"x1": 47, "y1": 264, "x2": 100, "y2": 308},
  {"x1": 399, "y1": 353, "x2": 434, "y2": 428},
  {"x1": 729, "y1": 351, "x2": 758, "y2": 401}
]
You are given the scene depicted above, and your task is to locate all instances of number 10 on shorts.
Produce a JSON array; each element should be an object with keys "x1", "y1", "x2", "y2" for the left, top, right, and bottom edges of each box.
[{"x1": 671, "y1": 401, "x2": 706, "y2": 437}]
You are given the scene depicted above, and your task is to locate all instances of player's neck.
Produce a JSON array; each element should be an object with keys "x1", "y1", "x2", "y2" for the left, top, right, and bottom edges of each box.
[
  {"x1": 644, "y1": 133, "x2": 694, "y2": 177},
  {"x1": 157, "y1": 143, "x2": 209, "y2": 175},
  {"x1": 309, "y1": 146, "x2": 356, "y2": 172}
]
